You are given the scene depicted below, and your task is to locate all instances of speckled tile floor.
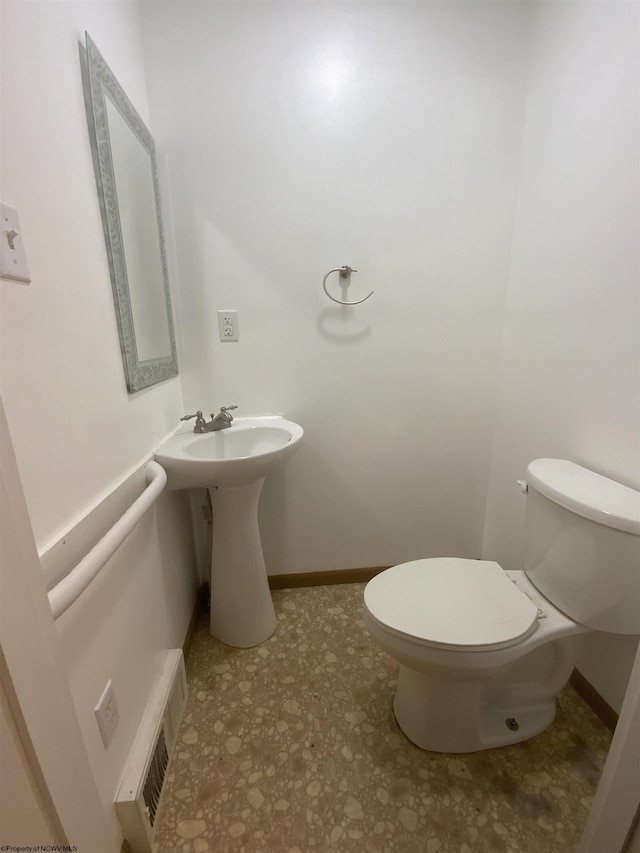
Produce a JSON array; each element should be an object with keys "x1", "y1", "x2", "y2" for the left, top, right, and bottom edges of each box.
[{"x1": 153, "y1": 583, "x2": 612, "y2": 853}]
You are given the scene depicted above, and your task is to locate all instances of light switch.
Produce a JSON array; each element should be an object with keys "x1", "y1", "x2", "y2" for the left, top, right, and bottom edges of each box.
[{"x1": 1, "y1": 201, "x2": 31, "y2": 284}]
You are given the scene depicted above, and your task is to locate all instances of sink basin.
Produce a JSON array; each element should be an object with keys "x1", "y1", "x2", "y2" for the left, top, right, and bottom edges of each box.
[
  {"x1": 154, "y1": 415, "x2": 303, "y2": 648},
  {"x1": 155, "y1": 416, "x2": 304, "y2": 489}
]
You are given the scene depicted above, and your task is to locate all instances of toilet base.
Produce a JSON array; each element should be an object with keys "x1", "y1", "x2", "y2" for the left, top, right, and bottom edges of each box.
[{"x1": 393, "y1": 663, "x2": 557, "y2": 753}]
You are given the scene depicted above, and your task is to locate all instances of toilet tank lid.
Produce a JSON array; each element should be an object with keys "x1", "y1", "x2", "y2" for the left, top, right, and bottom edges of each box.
[{"x1": 526, "y1": 459, "x2": 640, "y2": 536}]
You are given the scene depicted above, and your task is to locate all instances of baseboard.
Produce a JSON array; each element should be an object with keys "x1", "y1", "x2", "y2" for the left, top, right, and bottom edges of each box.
[
  {"x1": 268, "y1": 566, "x2": 388, "y2": 590},
  {"x1": 570, "y1": 668, "x2": 619, "y2": 733}
]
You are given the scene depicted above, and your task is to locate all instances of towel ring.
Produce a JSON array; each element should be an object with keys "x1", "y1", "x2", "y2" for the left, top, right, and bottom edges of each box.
[{"x1": 322, "y1": 265, "x2": 373, "y2": 306}]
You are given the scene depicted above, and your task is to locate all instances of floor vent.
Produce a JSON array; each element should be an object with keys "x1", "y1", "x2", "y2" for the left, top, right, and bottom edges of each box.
[
  {"x1": 115, "y1": 649, "x2": 187, "y2": 853},
  {"x1": 142, "y1": 724, "x2": 169, "y2": 827}
]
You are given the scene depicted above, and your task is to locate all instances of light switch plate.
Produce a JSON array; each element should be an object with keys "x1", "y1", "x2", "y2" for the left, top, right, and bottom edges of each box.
[{"x1": 0, "y1": 201, "x2": 31, "y2": 284}]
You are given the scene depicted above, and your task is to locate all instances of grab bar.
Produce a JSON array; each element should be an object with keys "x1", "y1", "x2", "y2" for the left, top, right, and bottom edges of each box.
[{"x1": 48, "y1": 461, "x2": 167, "y2": 621}]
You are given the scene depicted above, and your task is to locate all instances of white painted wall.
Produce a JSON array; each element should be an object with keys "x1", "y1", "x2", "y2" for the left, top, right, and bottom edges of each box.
[
  {"x1": 481, "y1": 2, "x2": 640, "y2": 712},
  {"x1": 40, "y1": 467, "x2": 197, "y2": 841},
  {"x1": 0, "y1": 679, "x2": 60, "y2": 845},
  {"x1": 579, "y1": 643, "x2": 640, "y2": 853},
  {"x1": 140, "y1": 0, "x2": 532, "y2": 574},
  {"x1": 1, "y1": 1, "x2": 637, "y2": 808},
  {"x1": 140, "y1": 0, "x2": 639, "y2": 708},
  {"x1": 1, "y1": 398, "x2": 118, "y2": 851},
  {"x1": 1, "y1": 3, "x2": 197, "y2": 844},
  {"x1": 0, "y1": 0, "x2": 184, "y2": 550}
]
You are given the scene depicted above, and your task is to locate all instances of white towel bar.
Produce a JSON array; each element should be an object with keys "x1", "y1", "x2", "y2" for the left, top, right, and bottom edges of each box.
[{"x1": 48, "y1": 460, "x2": 167, "y2": 621}]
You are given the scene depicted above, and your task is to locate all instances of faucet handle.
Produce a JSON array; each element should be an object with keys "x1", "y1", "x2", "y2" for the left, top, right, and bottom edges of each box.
[
  {"x1": 180, "y1": 411, "x2": 208, "y2": 432},
  {"x1": 211, "y1": 405, "x2": 238, "y2": 424}
]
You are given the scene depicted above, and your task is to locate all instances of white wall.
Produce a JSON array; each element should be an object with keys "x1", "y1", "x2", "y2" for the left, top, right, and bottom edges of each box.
[
  {"x1": 1, "y1": 3, "x2": 197, "y2": 844},
  {"x1": 0, "y1": 689, "x2": 56, "y2": 845},
  {"x1": 482, "y1": 1, "x2": 640, "y2": 712},
  {"x1": 1, "y1": 0, "x2": 636, "y2": 796},
  {"x1": 0, "y1": 0, "x2": 184, "y2": 550},
  {"x1": 141, "y1": 0, "x2": 532, "y2": 574},
  {"x1": 1, "y1": 398, "x2": 118, "y2": 851},
  {"x1": 140, "y1": 0, "x2": 639, "y2": 707},
  {"x1": 40, "y1": 467, "x2": 197, "y2": 840}
]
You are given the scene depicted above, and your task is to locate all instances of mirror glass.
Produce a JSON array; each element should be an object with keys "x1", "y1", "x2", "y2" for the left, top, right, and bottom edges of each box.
[{"x1": 82, "y1": 33, "x2": 178, "y2": 392}]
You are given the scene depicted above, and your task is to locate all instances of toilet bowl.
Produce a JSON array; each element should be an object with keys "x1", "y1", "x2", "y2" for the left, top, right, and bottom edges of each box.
[
  {"x1": 364, "y1": 460, "x2": 640, "y2": 753},
  {"x1": 364, "y1": 559, "x2": 587, "y2": 752}
]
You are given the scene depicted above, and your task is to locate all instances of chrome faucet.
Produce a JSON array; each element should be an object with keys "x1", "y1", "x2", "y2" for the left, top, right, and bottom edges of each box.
[
  {"x1": 180, "y1": 406, "x2": 238, "y2": 433},
  {"x1": 206, "y1": 406, "x2": 238, "y2": 431}
]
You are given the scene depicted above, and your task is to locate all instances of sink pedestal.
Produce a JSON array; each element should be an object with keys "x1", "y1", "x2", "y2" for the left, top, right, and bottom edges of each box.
[
  {"x1": 208, "y1": 479, "x2": 276, "y2": 647},
  {"x1": 154, "y1": 416, "x2": 303, "y2": 647}
]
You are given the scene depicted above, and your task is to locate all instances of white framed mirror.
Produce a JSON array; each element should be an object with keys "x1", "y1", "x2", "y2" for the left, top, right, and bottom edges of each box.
[{"x1": 82, "y1": 33, "x2": 178, "y2": 393}]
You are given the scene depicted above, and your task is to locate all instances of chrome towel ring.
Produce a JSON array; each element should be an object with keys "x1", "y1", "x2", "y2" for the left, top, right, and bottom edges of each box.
[{"x1": 322, "y1": 265, "x2": 373, "y2": 306}]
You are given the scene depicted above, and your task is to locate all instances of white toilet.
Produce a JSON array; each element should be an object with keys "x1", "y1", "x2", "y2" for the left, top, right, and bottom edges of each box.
[{"x1": 364, "y1": 459, "x2": 640, "y2": 753}]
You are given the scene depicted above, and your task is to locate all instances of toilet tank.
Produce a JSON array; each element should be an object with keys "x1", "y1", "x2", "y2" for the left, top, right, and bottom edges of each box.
[{"x1": 523, "y1": 459, "x2": 640, "y2": 635}]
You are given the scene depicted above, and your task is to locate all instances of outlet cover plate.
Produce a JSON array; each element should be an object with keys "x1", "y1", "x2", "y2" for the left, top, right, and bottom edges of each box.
[
  {"x1": 94, "y1": 679, "x2": 119, "y2": 748},
  {"x1": 217, "y1": 309, "x2": 239, "y2": 342}
]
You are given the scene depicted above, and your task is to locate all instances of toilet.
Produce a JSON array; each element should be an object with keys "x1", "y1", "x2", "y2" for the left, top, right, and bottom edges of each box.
[{"x1": 364, "y1": 459, "x2": 640, "y2": 753}]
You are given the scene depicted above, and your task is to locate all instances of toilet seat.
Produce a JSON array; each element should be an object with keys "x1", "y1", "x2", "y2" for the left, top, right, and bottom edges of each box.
[{"x1": 364, "y1": 558, "x2": 539, "y2": 651}]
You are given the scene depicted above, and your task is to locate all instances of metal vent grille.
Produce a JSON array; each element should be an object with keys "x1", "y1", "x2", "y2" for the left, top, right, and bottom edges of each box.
[
  {"x1": 115, "y1": 650, "x2": 187, "y2": 852},
  {"x1": 142, "y1": 725, "x2": 169, "y2": 827}
]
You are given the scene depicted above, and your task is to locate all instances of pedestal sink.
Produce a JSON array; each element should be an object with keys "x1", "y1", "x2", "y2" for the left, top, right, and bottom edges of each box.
[{"x1": 155, "y1": 416, "x2": 303, "y2": 647}]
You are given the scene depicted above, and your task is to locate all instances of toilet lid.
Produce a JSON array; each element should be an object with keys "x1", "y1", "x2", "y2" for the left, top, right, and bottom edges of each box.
[{"x1": 364, "y1": 558, "x2": 539, "y2": 650}]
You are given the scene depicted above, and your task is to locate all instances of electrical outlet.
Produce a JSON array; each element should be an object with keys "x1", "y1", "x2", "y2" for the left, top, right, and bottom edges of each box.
[
  {"x1": 94, "y1": 679, "x2": 120, "y2": 748},
  {"x1": 217, "y1": 309, "x2": 239, "y2": 342}
]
